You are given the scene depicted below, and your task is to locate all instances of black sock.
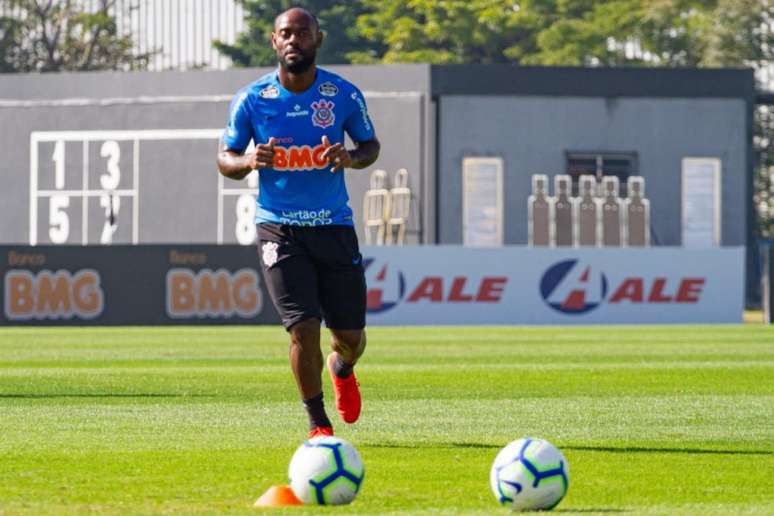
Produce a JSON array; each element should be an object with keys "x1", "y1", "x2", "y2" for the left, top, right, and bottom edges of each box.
[
  {"x1": 303, "y1": 392, "x2": 332, "y2": 430},
  {"x1": 332, "y1": 354, "x2": 354, "y2": 379}
]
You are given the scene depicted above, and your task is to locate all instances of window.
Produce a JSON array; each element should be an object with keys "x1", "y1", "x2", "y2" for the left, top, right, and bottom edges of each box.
[{"x1": 565, "y1": 151, "x2": 638, "y2": 197}]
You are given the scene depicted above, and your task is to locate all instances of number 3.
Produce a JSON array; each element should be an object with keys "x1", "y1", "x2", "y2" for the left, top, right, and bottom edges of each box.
[{"x1": 100, "y1": 141, "x2": 121, "y2": 190}]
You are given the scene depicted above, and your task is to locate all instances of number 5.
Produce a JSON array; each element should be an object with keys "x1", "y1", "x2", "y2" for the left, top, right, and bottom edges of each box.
[{"x1": 49, "y1": 195, "x2": 70, "y2": 244}]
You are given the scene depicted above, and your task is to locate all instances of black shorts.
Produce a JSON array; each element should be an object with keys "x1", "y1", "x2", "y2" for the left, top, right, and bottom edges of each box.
[{"x1": 257, "y1": 223, "x2": 366, "y2": 331}]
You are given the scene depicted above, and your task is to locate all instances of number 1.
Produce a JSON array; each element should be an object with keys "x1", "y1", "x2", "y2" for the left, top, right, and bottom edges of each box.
[{"x1": 52, "y1": 140, "x2": 65, "y2": 189}]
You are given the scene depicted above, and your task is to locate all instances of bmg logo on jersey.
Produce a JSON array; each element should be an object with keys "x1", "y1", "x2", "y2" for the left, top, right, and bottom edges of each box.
[
  {"x1": 540, "y1": 259, "x2": 706, "y2": 315},
  {"x1": 272, "y1": 142, "x2": 331, "y2": 171}
]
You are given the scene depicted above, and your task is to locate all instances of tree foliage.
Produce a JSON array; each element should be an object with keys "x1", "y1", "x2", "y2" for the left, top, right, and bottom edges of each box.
[
  {"x1": 214, "y1": 0, "x2": 380, "y2": 67},
  {"x1": 348, "y1": 0, "x2": 531, "y2": 64},
  {"x1": 347, "y1": 0, "x2": 773, "y2": 70},
  {"x1": 218, "y1": 1, "x2": 772, "y2": 73},
  {"x1": 0, "y1": 0, "x2": 150, "y2": 73},
  {"x1": 525, "y1": 0, "x2": 773, "y2": 70}
]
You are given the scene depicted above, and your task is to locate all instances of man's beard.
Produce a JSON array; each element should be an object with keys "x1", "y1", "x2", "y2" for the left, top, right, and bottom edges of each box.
[{"x1": 280, "y1": 51, "x2": 316, "y2": 74}]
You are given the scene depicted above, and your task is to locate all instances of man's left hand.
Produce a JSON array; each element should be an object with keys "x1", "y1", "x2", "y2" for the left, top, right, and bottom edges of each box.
[{"x1": 321, "y1": 135, "x2": 352, "y2": 173}]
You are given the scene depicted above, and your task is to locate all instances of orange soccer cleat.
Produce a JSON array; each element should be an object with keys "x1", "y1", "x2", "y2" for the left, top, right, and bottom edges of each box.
[
  {"x1": 327, "y1": 353, "x2": 361, "y2": 424},
  {"x1": 308, "y1": 426, "x2": 334, "y2": 439}
]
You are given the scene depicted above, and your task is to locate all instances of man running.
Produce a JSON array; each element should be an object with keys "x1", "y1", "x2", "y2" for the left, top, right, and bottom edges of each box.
[{"x1": 216, "y1": 7, "x2": 380, "y2": 439}]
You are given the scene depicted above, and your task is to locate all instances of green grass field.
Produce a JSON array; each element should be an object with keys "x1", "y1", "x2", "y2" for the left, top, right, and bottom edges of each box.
[{"x1": 1, "y1": 325, "x2": 773, "y2": 515}]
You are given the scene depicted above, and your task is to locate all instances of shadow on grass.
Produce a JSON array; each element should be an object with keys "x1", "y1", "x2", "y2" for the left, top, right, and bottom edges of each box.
[
  {"x1": 366, "y1": 442, "x2": 773, "y2": 456},
  {"x1": 562, "y1": 445, "x2": 774, "y2": 456},
  {"x1": 364, "y1": 442, "x2": 510, "y2": 450},
  {"x1": 0, "y1": 393, "x2": 212, "y2": 399},
  {"x1": 554, "y1": 510, "x2": 628, "y2": 513}
]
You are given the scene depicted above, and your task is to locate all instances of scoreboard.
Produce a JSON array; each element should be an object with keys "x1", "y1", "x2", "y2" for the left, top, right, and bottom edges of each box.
[{"x1": 29, "y1": 129, "x2": 262, "y2": 246}]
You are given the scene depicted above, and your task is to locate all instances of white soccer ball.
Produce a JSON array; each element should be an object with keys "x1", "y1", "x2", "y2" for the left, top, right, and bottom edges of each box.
[
  {"x1": 288, "y1": 436, "x2": 365, "y2": 505},
  {"x1": 490, "y1": 437, "x2": 570, "y2": 511}
]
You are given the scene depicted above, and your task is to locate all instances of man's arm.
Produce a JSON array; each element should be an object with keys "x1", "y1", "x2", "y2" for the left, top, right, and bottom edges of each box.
[
  {"x1": 321, "y1": 136, "x2": 380, "y2": 173},
  {"x1": 348, "y1": 138, "x2": 380, "y2": 170},
  {"x1": 216, "y1": 138, "x2": 277, "y2": 181}
]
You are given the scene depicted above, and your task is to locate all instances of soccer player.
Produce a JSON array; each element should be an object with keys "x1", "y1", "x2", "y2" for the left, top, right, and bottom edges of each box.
[{"x1": 216, "y1": 7, "x2": 380, "y2": 439}]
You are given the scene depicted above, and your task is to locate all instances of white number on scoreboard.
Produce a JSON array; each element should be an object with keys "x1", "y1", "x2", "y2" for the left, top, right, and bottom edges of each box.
[
  {"x1": 99, "y1": 194, "x2": 121, "y2": 244},
  {"x1": 99, "y1": 140, "x2": 121, "y2": 190},
  {"x1": 48, "y1": 195, "x2": 70, "y2": 244}
]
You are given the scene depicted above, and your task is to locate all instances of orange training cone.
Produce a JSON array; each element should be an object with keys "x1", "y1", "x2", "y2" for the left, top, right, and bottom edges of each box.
[{"x1": 254, "y1": 485, "x2": 303, "y2": 507}]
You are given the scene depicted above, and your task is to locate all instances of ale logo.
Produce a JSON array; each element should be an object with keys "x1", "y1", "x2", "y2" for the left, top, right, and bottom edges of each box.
[
  {"x1": 364, "y1": 259, "x2": 406, "y2": 314},
  {"x1": 166, "y1": 268, "x2": 262, "y2": 319},
  {"x1": 540, "y1": 259, "x2": 608, "y2": 314},
  {"x1": 4, "y1": 269, "x2": 104, "y2": 320},
  {"x1": 540, "y1": 259, "x2": 706, "y2": 315},
  {"x1": 364, "y1": 258, "x2": 509, "y2": 314}
]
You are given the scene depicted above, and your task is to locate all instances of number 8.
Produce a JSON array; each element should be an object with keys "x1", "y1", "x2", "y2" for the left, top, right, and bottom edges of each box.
[{"x1": 235, "y1": 194, "x2": 256, "y2": 245}]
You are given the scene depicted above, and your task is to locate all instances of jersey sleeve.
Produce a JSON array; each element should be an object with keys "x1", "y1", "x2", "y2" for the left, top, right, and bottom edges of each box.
[
  {"x1": 343, "y1": 86, "x2": 376, "y2": 143},
  {"x1": 222, "y1": 90, "x2": 253, "y2": 152}
]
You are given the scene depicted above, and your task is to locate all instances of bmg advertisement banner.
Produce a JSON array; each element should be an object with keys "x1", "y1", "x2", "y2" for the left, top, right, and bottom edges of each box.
[
  {"x1": 1, "y1": 245, "x2": 279, "y2": 325},
  {"x1": 1, "y1": 245, "x2": 744, "y2": 325}
]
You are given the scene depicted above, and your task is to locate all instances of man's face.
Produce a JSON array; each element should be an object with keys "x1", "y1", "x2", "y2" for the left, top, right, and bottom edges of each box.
[{"x1": 272, "y1": 11, "x2": 322, "y2": 74}]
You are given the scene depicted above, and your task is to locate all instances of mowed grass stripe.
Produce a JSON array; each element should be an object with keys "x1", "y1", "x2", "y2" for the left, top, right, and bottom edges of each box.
[
  {"x1": 1, "y1": 366, "x2": 772, "y2": 399},
  {"x1": 2, "y1": 396, "x2": 772, "y2": 450},
  {"x1": 3, "y1": 359, "x2": 774, "y2": 370},
  {"x1": 1, "y1": 325, "x2": 772, "y2": 352},
  {"x1": 0, "y1": 325, "x2": 772, "y2": 514}
]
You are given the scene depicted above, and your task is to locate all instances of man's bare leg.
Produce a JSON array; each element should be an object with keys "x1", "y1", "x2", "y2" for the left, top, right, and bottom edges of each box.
[
  {"x1": 289, "y1": 318, "x2": 332, "y2": 433},
  {"x1": 330, "y1": 329, "x2": 366, "y2": 365}
]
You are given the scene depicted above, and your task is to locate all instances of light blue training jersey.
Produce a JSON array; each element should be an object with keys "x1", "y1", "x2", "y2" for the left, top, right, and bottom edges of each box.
[{"x1": 222, "y1": 67, "x2": 376, "y2": 226}]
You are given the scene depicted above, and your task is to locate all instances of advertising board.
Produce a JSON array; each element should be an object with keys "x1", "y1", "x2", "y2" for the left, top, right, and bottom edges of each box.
[{"x1": 1, "y1": 245, "x2": 744, "y2": 326}]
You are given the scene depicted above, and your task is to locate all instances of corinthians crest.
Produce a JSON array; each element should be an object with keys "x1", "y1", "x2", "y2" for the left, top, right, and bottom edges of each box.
[
  {"x1": 311, "y1": 99, "x2": 335, "y2": 128},
  {"x1": 261, "y1": 241, "x2": 279, "y2": 267}
]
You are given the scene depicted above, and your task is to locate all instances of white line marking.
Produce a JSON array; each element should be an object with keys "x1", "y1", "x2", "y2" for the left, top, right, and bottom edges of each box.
[
  {"x1": 31, "y1": 129, "x2": 224, "y2": 142},
  {"x1": 29, "y1": 135, "x2": 38, "y2": 245},
  {"x1": 0, "y1": 95, "x2": 233, "y2": 108},
  {"x1": 2, "y1": 91, "x2": 421, "y2": 109},
  {"x1": 133, "y1": 139, "x2": 139, "y2": 244},
  {"x1": 35, "y1": 189, "x2": 137, "y2": 197},
  {"x1": 220, "y1": 188, "x2": 257, "y2": 195},
  {"x1": 82, "y1": 140, "x2": 89, "y2": 244},
  {"x1": 217, "y1": 173, "x2": 223, "y2": 244}
]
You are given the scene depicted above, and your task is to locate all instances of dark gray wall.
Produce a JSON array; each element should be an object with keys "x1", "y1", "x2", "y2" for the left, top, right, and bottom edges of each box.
[
  {"x1": 0, "y1": 64, "x2": 754, "y2": 251},
  {"x1": 438, "y1": 95, "x2": 748, "y2": 247},
  {"x1": 0, "y1": 65, "x2": 430, "y2": 245}
]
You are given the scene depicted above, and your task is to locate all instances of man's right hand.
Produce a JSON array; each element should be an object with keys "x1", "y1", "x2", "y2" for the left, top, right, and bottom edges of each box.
[{"x1": 251, "y1": 137, "x2": 277, "y2": 169}]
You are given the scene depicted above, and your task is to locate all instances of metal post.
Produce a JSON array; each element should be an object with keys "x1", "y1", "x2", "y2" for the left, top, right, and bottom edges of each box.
[{"x1": 764, "y1": 242, "x2": 773, "y2": 324}]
